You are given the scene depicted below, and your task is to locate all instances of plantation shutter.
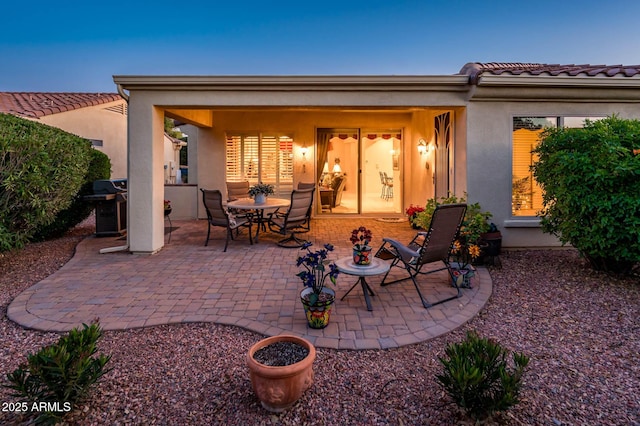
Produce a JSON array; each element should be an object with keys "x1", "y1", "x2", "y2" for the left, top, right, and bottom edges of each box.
[
  {"x1": 278, "y1": 135, "x2": 294, "y2": 194},
  {"x1": 512, "y1": 129, "x2": 543, "y2": 216},
  {"x1": 225, "y1": 133, "x2": 295, "y2": 195},
  {"x1": 225, "y1": 135, "x2": 242, "y2": 182},
  {"x1": 244, "y1": 135, "x2": 260, "y2": 182},
  {"x1": 261, "y1": 135, "x2": 278, "y2": 184}
]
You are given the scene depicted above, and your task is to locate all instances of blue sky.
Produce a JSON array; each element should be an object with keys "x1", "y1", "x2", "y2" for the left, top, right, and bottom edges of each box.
[{"x1": 1, "y1": 0, "x2": 639, "y2": 93}]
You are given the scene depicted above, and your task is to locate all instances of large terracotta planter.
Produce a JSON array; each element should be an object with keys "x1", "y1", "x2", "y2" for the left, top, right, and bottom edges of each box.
[{"x1": 246, "y1": 335, "x2": 316, "y2": 413}]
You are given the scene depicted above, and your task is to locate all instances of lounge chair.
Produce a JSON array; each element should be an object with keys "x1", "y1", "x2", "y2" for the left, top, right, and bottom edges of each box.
[{"x1": 375, "y1": 203, "x2": 467, "y2": 308}]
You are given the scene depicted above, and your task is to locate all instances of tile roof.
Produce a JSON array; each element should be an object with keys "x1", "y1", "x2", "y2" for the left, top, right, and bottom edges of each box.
[
  {"x1": 459, "y1": 62, "x2": 640, "y2": 84},
  {"x1": 0, "y1": 92, "x2": 123, "y2": 118}
]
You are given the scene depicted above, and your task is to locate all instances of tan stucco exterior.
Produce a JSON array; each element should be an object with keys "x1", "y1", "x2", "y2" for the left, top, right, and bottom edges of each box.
[
  {"x1": 39, "y1": 99, "x2": 128, "y2": 178},
  {"x1": 113, "y1": 73, "x2": 640, "y2": 255}
]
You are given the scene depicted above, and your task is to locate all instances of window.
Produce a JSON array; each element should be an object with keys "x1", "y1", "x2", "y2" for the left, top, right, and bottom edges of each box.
[
  {"x1": 512, "y1": 116, "x2": 605, "y2": 216},
  {"x1": 225, "y1": 133, "x2": 294, "y2": 195}
]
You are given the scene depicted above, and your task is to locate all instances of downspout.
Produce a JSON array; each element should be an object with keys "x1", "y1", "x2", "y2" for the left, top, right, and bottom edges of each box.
[
  {"x1": 116, "y1": 83, "x2": 129, "y2": 102},
  {"x1": 100, "y1": 84, "x2": 130, "y2": 254}
]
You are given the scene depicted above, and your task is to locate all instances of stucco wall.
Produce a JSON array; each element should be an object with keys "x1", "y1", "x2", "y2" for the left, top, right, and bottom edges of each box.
[
  {"x1": 466, "y1": 100, "x2": 640, "y2": 248},
  {"x1": 40, "y1": 100, "x2": 128, "y2": 178}
]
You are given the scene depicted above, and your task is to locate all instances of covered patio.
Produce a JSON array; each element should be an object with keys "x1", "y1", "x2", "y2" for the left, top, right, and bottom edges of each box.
[{"x1": 8, "y1": 218, "x2": 491, "y2": 349}]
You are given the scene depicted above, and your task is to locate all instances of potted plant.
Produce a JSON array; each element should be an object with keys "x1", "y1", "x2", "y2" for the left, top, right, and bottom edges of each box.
[
  {"x1": 246, "y1": 334, "x2": 316, "y2": 413},
  {"x1": 297, "y1": 242, "x2": 339, "y2": 329},
  {"x1": 350, "y1": 226, "x2": 373, "y2": 265},
  {"x1": 405, "y1": 204, "x2": 425, "y2": 229},
  {"x1": 248, "y1": 182, "x2": 274, "y2": 204},
  {"x1": 413, "y1": 194, "x2": 495, "y2": 272},
  {"x1": 164, "y1": 199, "x2": 172, "y2": 216},
  {"x1": 479, "y1": 222, "x2": 502, "y2": 259}
]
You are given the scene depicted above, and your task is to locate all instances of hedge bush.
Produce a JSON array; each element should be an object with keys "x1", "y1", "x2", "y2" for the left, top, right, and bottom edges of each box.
[
  {"x1": 32, "y1": 148, "x2": 111, "y2": 240},
  {"x1": 532, "y1": 115, "x2": 640, "y2": 274},
  {"x1": 0, "y1": 113, "x2": 92, "y2": 251}
]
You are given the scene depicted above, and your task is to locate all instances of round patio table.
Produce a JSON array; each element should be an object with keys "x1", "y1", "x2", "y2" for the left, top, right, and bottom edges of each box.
[
  {"x1": 335, "y1": 257, "x2": 390, "y2": 311},
  {"x1": 227, "y1": 197, "x2": 290, "y2": 243}
]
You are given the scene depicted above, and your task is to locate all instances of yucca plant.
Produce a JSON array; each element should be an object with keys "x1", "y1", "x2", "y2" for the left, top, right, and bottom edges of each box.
[{"x1": 436, "y1": 331, "x2": 529, "y2": 421}]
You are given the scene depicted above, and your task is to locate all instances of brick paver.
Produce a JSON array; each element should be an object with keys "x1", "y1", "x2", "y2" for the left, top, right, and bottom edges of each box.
[{"x1": 7, "y1": 218, "x2": 492, "y2": 349}]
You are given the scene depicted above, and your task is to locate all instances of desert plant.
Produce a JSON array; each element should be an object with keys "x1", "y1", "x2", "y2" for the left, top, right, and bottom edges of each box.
[
  {"x1": 32, "y1": 148, "x2": 111, "y2": 240},
  {"x1": 4, "y1": 322, "x2": 112, "y2": 425},
  {"x1": 532, "y1": 115, "x2": 640, "y2": 274},
  {"x1": 0, "y1": 113, "x2": 92, "y2": 251},
  {"x1": 436, "y1": 331, "x2": 530, "y2": 422}
]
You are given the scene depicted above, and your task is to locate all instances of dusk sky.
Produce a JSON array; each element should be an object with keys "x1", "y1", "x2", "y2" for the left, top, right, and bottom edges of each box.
[{"x1": 1, "y1": 0, "x2": 639, "y2": 93}]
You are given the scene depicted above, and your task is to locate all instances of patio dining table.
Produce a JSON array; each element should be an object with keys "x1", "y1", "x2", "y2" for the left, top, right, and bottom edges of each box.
[{"x1": 227, "y1": 197, "x2": 290, "y2": 243}]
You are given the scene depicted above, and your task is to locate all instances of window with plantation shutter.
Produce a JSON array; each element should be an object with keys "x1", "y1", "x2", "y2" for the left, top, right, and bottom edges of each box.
[
  {"x1": 225, "y1": 133, "x2": 294, "y2": 196},
  {"x1": 225, "y1": 135, "x2": 243, "y2": 181},
  {"x1": 512, "y1": 116, "x2": 605, "y2": 216}
]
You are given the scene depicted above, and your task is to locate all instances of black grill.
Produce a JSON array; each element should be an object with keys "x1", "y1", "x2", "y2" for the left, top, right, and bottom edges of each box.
[{"x1": 84, "y1": 179, "x2": 127, "y2": 236}]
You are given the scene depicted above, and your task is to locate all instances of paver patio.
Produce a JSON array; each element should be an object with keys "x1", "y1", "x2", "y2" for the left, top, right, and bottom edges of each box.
[{"x1": 8, "y1": 218, "x2": 492, "y2": 349}]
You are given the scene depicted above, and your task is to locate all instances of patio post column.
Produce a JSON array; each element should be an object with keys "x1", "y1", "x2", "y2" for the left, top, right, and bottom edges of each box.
[{"x1": 127, "y1": 97, "x2": 165, "y2": 254}]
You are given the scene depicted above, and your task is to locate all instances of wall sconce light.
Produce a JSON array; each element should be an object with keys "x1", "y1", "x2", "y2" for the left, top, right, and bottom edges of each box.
[
  {"x1": 300, "y1": 145, "x2": 309, "y2": 173},
  {"x1": 417, "y1": 138, "x2": 427, "y2": 155}
]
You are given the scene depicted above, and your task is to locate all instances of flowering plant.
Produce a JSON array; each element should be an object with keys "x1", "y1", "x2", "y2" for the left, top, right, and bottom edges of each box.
[
  {"x1": 248, "y1": 182, "x2": 274, "y2": 197},
  {"x1": 405, "y1": 204, "x2": 424, "y2": 217},
  {"x1": 350, "y1": 226, "x2": 372, "y2": 251},
  {"x1": 296, "y1": 242, "x2": 339, "y2": 304},
  {"x1": 164, "y1": 200, "x2": 171, "y2": 210}
]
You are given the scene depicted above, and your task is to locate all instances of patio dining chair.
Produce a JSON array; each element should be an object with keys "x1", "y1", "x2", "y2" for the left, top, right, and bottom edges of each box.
[
  {"x1": 201, "y1": 188, "x2": 253, "y2": 252},
  {"x1": 226, "y1": 181, "x2": 250, "y2": 201},
  {"x1": 226, "y1": 180, "x2": 255, "y2": 230},
  {"x1": 296, "y1": 182, "x2": 316, "y2": 231},
  {"x1": 266, "y1": 187, "x2": 315, "y2": 248},
  {"x1": 375, "y1": 203, "x2": 467, "y2": 308}
]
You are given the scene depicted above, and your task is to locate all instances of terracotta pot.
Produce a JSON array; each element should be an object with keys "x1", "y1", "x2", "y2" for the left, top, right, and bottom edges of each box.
[{"x1": 246, "y1": 335, "x2": 316, "y2": 413}]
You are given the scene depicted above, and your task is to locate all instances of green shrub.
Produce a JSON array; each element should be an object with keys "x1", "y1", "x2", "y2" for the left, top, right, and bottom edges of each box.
[
  {"x1": 436, "y1": 331, "x2": 529, "y2": 422},
  {"x1": 411, "y1": 193, "x2": 492, "y2": 245},
  {"x1": 32, "y1": 148, "x2": 111, "y2": 240},
  {"x1": 4, "y1": 322, "x2": 111, "y2": 425},
  {"x1": 0, "y1": 113, "x2": 92, "y2": 251},
  {"x1": 532, "y1": 115, "x2": 640, "y2": 274}
]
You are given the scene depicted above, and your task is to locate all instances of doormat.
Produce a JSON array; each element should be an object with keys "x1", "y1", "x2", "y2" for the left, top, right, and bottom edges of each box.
[{"x1": 376, "y1": 217, "x2": 407, "y2": 223}]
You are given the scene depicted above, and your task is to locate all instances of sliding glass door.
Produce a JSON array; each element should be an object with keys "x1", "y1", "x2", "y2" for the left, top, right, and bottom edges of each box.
[{"x1": 316, "y1": 128, "x2": 402, "y2": 215}]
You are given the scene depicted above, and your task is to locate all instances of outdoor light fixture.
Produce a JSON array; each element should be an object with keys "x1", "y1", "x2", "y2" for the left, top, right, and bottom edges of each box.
[
  {"x1": 417, "y1": 138, "x2": 427, "y2": 155},
  {"x1": 300, "y1": 145, "x2": 309, "y2": 173}
]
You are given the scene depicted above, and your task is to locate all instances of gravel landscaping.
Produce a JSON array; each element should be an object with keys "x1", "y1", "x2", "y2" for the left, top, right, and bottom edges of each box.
[{"x1": 0, "y1": 219, "x2": 638, "y2": 425}]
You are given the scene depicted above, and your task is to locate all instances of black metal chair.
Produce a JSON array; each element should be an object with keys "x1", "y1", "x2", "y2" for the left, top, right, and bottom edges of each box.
[
  {"x1": 201, "y1": 189, "x2": 253, "y2": 252},
  {"x1": 266, "y1": 187, "x2": 315, "y2": 248},
  {"x1": 375, "y1": 203, "x2": 467, "y2": 308}
]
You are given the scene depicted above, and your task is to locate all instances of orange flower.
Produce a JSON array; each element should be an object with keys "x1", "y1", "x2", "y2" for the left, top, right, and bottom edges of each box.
[{"x1": 468, "y1": 244, "x2": 480, "y2": 259}]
